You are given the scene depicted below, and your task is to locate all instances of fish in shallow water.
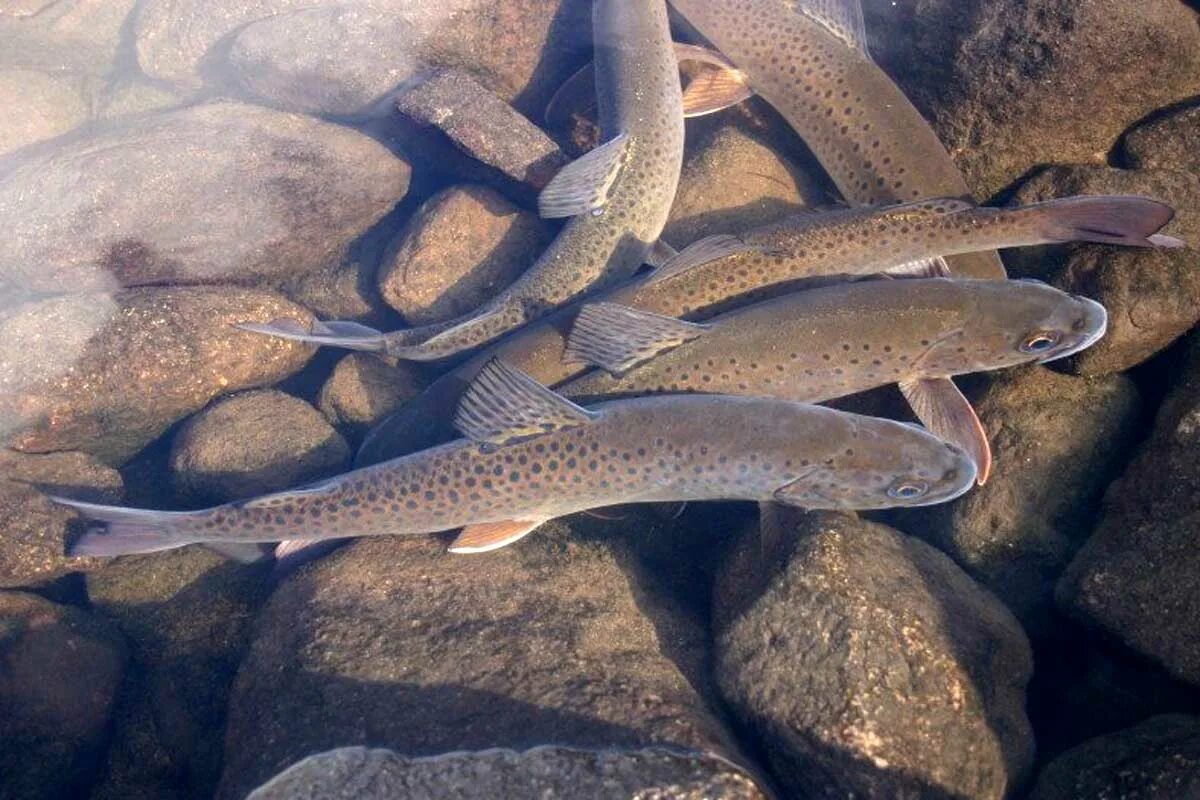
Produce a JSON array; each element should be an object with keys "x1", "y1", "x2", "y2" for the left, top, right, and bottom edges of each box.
[
  {"x1": 55, "y1": 360, "x2": 976, "y2": 557},
  {"x1": 559, "y1": 277, "x2": 1109, "y2": 483},
  {"x1": 240, "y1": 0, "x2": 685, "y2": 361},
  {"x1": 354, "y1": 195, "x2": 1179, "y2": 466},
  {"x1": 667, "y1": 0, "x2": 1007, "y2": 280}
]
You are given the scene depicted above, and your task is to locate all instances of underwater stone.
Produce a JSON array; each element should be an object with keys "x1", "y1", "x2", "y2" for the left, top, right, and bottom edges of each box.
[
  {"x1": 0, "y1": 69, "x2": 89, "y2": 156},
  {"x1": 318, "y1": 353, "x2": 428, "y2": 440},
  {"x1": 1123, "y1": 104, "x2": 1200, "y2": 174},
  {"x1": 714, "y1": 510, "x2": 1034, "y2": 800},
  {"x1": 0, "y1": 0, "x2": 137, "y2": 77}
]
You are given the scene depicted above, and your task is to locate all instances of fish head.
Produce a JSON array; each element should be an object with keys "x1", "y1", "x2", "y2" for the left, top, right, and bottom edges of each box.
[
  {"x1": 773, "y1": 417, "x2": 977, "y2": 510},
  {"x1": 922, "y1": 279, "x2": 1108, "y2": 374}
]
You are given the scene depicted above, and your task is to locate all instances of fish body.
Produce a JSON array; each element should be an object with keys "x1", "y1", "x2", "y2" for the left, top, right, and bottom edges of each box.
[
  {"x1": 60, "y1": 363, "x2": 976, "y2": 557},
  {"x1": 668, "y1": 0, "x2": 1005, "y2": 279}
]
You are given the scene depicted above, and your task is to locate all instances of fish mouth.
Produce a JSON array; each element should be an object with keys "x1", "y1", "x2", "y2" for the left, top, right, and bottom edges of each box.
[{"x1": 1039, "y1": 296, "x2": 1108, "y2": 364}]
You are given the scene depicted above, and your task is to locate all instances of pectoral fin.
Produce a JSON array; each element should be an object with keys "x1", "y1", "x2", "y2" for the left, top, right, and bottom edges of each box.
[
  {"x1": 537, "y1": 133, "x2": 631, "y2": 219},
  {"x1": 883, "y1": 256, "x2": 952, "y2": 279},
  {"x1": 454, "y1": 358, "x2": 598, "y2": 446},
  {"x1": 675, "y1": 43, "x2": 754, "y2": 117},
  {"x1": 449, "y1": 519, "x2": 544, "y2": 553},
  {"x1": 899, "y1": 377, "x2": 992, "y2": 485},
  {"x1": 564, "y1": 302, "x2": 710, "y2": 375}
]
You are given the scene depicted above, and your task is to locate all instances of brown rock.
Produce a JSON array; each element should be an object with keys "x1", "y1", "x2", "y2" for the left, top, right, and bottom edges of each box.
[
  {"x1": 0, "y1": 0, "x2": 137, "y2": 77},
  {"x1": 317, "y1": 353, "x2": 428, "y2": 438},
  {"x1": 0, "y1": 69, "x2": 89, "y2": 156},
  {"x1": 378, "y1": 185, "x2": 554, "y2": 325},
  {"x1": 1123, "y1": 103, "x2": 1200, "y2": 174},
  {"x1": 170, "y1": 390, "x2": 350, "y2": 504},
  {"x1": 0, "y1": 286, "x2": 315, "y2": 464},
  {"x1": 0, "y1": 450, "x2": 123, "y2": 588}
]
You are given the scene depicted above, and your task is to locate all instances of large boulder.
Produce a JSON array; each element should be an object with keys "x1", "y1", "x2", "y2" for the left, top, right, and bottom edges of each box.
[
  {"x1": 0, "y1": 286, "x2": 315, "y2": 464},
  {"x1": 0, "y1": 0, "x2": 138, "y2": 77},
  {"x1": 1057, "y1": 334, "x2": 1200, "y2": 687},
  {"x1": 248, "y1": 746, "x2": 768, "y2": 800},
  {"x1": 317, "y1": 353, "x2": 428, "y2": 440},
  {"x1": 1122, "y1": 103, "x2": 1200, "y2": 174},
  {"x1": 0, "y1": 69, "x2": 89, "y2": 156},
  {"x1": 863, "y1": 0, "x2": 1200, "y2": 197},
  {"x1": 0, "y1": 101, "x2": 410, "y2": 294},
  {"x1": 217, "y1": 523, "x2": 740, "y2": 799},
  {"x1": 0, "y1": 591, "x2": 127, "y2": 800},
  {"x1": 715, "y1": 510, "x2": 1034, "y2": 799}
]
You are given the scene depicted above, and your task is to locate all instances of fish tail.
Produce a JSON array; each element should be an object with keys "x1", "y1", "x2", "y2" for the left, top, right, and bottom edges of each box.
[
  {"x1": 52, "y1": 497, "x2": 200, "y2": 557},
  {"x1": 1029, "y1": 195, "x2": 1185, "y2": 248}
]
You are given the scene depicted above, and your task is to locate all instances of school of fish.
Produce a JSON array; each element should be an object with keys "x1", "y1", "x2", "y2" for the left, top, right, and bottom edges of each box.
[{"x1": 59, "y1": 0, "x2": 1186, "y2": 559}]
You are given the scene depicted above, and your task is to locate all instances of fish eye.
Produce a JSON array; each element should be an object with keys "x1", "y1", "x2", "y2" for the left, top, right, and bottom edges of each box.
[
  {"x1": 1019, "y1": 330, "x2": 1062, "y2": 354},
  {"x1": 887, "y1": 479, "x2": 929, "y2": 500}
]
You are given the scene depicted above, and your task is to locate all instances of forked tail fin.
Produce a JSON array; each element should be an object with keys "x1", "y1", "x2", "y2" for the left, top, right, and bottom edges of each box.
[
  {"x1": 53, "y1": 497, "x2": 198, "y2": 557},
  {"x1": 1031, "y1": 195, "x2": 1185, "y2": 248}
]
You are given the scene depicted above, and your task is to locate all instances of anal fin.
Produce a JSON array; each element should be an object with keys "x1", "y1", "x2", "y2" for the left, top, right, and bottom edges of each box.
[
  {"x1": 449, "y1": 519, "x2": 544, "y2": 554},
  {"x1": 564, "y1": 302, "x2": 709, "y2": 375},
  {"x1": 899, "y1": 377, "x2": 992, "y2": 485}
]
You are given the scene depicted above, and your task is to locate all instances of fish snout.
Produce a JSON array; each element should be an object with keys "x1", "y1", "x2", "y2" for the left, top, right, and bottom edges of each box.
[{"x1": 1043, "y1": 295, "x2": 1109, "y2": 363}]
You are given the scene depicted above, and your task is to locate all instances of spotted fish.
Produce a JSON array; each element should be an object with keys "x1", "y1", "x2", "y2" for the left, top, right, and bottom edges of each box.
[
  {"x1": 667, "y1": 0, "x2": 1006, "y2": 280},
  {"x1": 559, "y1": 277, "x2": 1110, "y2": 483},
  {"x1": 55, "y1": 360, "x2": 976, "y2": 557},
  {"x1": 239, "y1": 0, "x2": 685, "y2": 361},
  {"x1": 354, "y1": 195, "x2": 1179, "y2": 466}
]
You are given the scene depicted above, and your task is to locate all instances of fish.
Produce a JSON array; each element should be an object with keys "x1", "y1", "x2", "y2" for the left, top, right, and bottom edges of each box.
[
  {"x1": 558, "y1": 277, "x2": 1110, "y2": 483},
  {"x1": 55, "y1": 359, "x2": 976, "y2": 557},
  {"x1": 239, "y1": 0, "x2": 685, "y2": 361},
  {"x1": 666, "y1": 0, "x2": 1007, "y2": 280},
  {"x1": 353, "y1": 195, "x2": 1179, "y2": 466}
]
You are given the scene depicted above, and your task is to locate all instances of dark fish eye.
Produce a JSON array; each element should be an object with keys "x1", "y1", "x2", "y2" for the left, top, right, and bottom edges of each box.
[
  {"x1": 887, "y1": 479, "x2": 929, "y2": 500},
  {"x1": 1019, "y1": 330, "x2": 1062, "y2": 354}
]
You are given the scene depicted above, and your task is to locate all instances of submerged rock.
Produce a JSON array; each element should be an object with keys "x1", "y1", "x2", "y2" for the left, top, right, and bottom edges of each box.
[
  {"x1": 218, "y1": 524, "x2": 739, "y2": 799},
  {"x1": 170, "y1": 390, "x2": 350, "y2": 505},
  {"x1": 0, "y1": 69, "x2": 89, "y2": 156},
  {"x1": 1123, "y1": 103, "x2": 1200, "y2": 174},
  {"x1": 0, "y1": 451, "x2": 123, "y2": 588},
  {"x1": 892, "y1": 367, "x2": 1142, "y2": 634},
  {"x1": 0, "y1": 101, "x2": 410, "y2": 293},
  {"x1": 864, "y1": 0, "x2": 1200, "y2": 197},
  {"x1": 715, "y1": 510, "x2": 1033, "y2": 800},
  {"x1": 0, "y1": 0, "x2": 137, "y2": 77},
  {"x1": 318, "y1": 353, "x2": 428, "y2": 439},
  {"x1": 1029, "y1": 714, "x2": 1200, "y2": 800},
  {"x1": 1057, "y1": 334, "x2": 1200, "y2": 687},
  {"x1": 378, "y1": 184, "x2": 554, "y2": 325},
  {"x1": 0, "y1": 590, "x2": 127, "y2": 800},
  {"x1": 1, "y1": 286, "x2": 315, "y2": 464},
  {"x1": 249, "y1": 745, "x2": 768, "y2": 800}
]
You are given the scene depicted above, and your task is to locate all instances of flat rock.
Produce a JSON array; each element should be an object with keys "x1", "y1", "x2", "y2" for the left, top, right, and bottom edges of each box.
[
  {"x1": 1057, "y1": 334, "x2": 1200, "y2": 687},
  {"x1": 378, "y1": 184, "x2": 554, "y2": 325},
  {"x1": 317, "y1": 353, "x2": 428, "y2": 439},
  {"x1": 891, "y1": 366, "x2": 1142, "y2": 635},
  {"x1": 1123, "y1": 103, "x2": 1200, "y2": 174},
  {"x1": 0, "y1": 590, "x2": 127, "y2": 800},
  {"x1": 249, "y1": 745, "x2": 767, "y2": 800},
  {"x1": 1010, "y1": 165, "x2": 1200, "y2": 376},
  {"x1": 170, "y1": 389, "x2": 350, "y2": 505},
  {"x1": 135, "y1": 0, "x2": 590, "y2": 116},
  {"x1": 715, "y1": 510, "x2": 1034, "y2": 800},
  {"x1": 0, "y1": 101, "x2": 410, "y2": 294},
  {"x1": 217, "y1": 524, "x2": 740, "y2": 799},
  {"x1": 1029, "y1": 714, "x2": 1200, "y2": 800},
  {"x1": 864, "y1": 0, "x2": 1200, "y2": 197},
  {"x1": 0, "y1": 69, "x2": 89, "y2": 156},
  {"x1": 86, "y1": 547, "x2": 272, "y2": 800},
  {"x1": 0, "y1": 286, "x2": 315, "y2": 464},
  {"x1": 0, "y1": 450, "x2": 123, "y2": 588}
]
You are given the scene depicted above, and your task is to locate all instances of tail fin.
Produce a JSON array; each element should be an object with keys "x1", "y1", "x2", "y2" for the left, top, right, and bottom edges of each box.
[
  {"x1": 1032, "y1": 195, "x2": 1185, "y2": 248},
  {"x1": 235, "y1": 318, "x2": 391, "y2": 352},
  {"x1": 52, "y1": 497, "x2": 195, "y2": 557}
]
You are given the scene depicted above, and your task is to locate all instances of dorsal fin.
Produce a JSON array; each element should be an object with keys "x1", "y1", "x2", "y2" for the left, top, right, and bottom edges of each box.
[
  {"x1": 564, "y1": 303, "x2": 710, "y2": 376},
  {"x1": 792, "y1": 0, "x2": 870, "y2": 58},
  {"x1": 647, "y1": 234, "x2": 760, "y2": 286},
  {"x1": 454, "y1": 359, "x2": 597, "y2": 446},
  {"x1": 537, "y1": 133, "x2": 631, "y2": 219}
]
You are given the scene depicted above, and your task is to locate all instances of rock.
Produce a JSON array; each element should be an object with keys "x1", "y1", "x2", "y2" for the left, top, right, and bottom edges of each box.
[
  {"x1": 890, "y1": 366, "x2": 1142, "y2": 635},
  {"x1": 0, "y1": 101, "x2": 410, "y2": 294},
  {"x1": 863, "y1": 0, "x2": 1200, "y2": 197},
  {"x1": 715, "y1": 510, "x2": 1034, "y2": 800},
  {"x1": 317, "y1": 353, "x2": 428, "y2": 438},
  {"x1": 378, "y1": 185, "x2": 555, "y2": 325},
  {"x1": 1123, "y1": 103, "x2": 1200, "y2": 173},
  {"x1": 0, "y1": 69, "x2": 89, "y2": 156},
  {"x1": 95, "y1": 80, "x2": 182, "y2": 121},
  {"x1": 0, "y1": 286, "x2": 315, "y2": 464},
  {"x1": 0, "y1": 0, "x2": 137, "y2": 76},
  {"x1": 663, "y1": 113, "x2": 828, "y2": 246},
  {"x1": 135, "y1": 0, "x2": 590, "y2": 116},
  {"x1": 1010, "y1": 165, "x2": 1200, "y2": 375},
  {"x1": 1029, "y1": 715, "x2": 1200, "y2": 800},
  {"x1": 0, "y1": 590, "x2": 127, "y2": 800},
  {"x1": 0, "y1": 451, "x2": 123, "y2": 588},
  {"x1": 1057, "y1": 334, "x2": 1200, "y2": 687},
  {"x1": 170, "y1": 390, "x2": 350, "y2": 504},
  {"x1": 218, "y1": 524, "x2": 740, "y2": 799},
  {"x1": 395, "y1": 68, "x2": 569, "y2": 199},
  {"x1": 249, "y1": 745, "x2": 768, "y2": 800},
  {"x1": 87, "y1": 547, "x2": 272, "y2": 800}
]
